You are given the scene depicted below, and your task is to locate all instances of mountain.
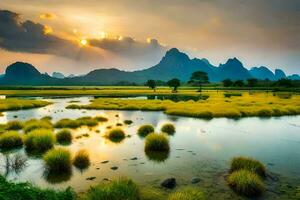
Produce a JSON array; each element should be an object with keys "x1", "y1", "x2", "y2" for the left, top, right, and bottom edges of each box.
[
  {"x1": 287, "y1": 74, "x2": 300, "y2": 80},
  {"x1": 0, "y1": 48, "x2": 298, "y2": 85},
  {"x1": 52, "y1": 72, "x2": 65, "y2": 79}
]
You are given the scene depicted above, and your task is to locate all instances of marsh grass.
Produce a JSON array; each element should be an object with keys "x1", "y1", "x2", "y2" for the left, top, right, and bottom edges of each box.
[
  {"x1": 230, "y1": 157, "x2": 266, "y2": 177},
  {"x1": 124, "y1": 120, "x2": 133, "y2": 125},
  {"x1": 137, "y1": 125, "x2": 154, "y2": 137},
  {"x1": 73, "y1": 149, "x2": 90, "y2": 170},
  {"x1": 43, "y1": 148, "x2": 72, "y2": 173},
  {"x1": 95, "y1": 116, "x2": 108, "y2": 122},
  {"x1": 5, "y1": 120, "x2": 23, "y2": 130},
  {"x1": 0, "y1": 131, "x2": 23, "y2": 149},
  {"x1": 0, "y1": 99, "x2": 50, "y2": 112},
  {"x1": 24, "y1": 129, "x2": 55, "y2": 153},
  {"x1": 76, "y1": 117, "x2": 98, "y2": 127},
  {"x1": 227, "y1": 170, "x2": 265, "y2": 197},
  {"x1": 106, "y1": 128, "x2": 125, "y2": 143},
  {"x1": 86, "y1": 177, "x2": 139, "y2": 200},
  {"x1": 56, "y1": 129, "x2": 72, "y2": 144},
  {"x1": 54, "y1": 119, "x2": 80, "y2": 129},
  {"x1": 144, "y1": 133, "x2": 170, "y2": 152},
  {"x1": 23, "y1": 119, "x2": 53, "y2": 133},
  {"x1": 168, "y1": 188, "x2": 205, "y2": 200},
  {"x1": 161, "y1": 123, "x2": 175, "y2": 135}
]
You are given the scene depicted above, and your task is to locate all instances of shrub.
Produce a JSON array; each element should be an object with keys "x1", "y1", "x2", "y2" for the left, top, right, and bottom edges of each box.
[
  {"x1": 137, "y1": 125, "x2": 154, "y2": 137},
  {"x1": 54, "y1": 119, "x2": 80, "y2": 129},
  {"x1": 124, "y1": 120, "x2": 133, "y2": 125},
  {"x1": 0, "y1": 131, "x2": 23, "y2": 149},
  {"x1": 24, "y1": 129, "x2": 55, "y2": 153},
  {"x1": 43, "y1": 148, "x2": 72, "y2": 173},
  {"x1": 161, "y1": 123, "x2": 176, "y2": 135},
  {"x1": 227, "y1": 170, "x2": 265, "y2": 197},
  {"x1": 230, "y1": 157, "x2": 266, "y2": 177},
  {"x1": 86, "y1": 178, "x2": 139, "y2": 200},
  {"x1": 5, "y1": 120, "x2": 23, "y2": 130},
  {"x1": 73, "y1": 149, "x2": 90, "y2": 169},
  {"x1": 23, "y1": 119, "x2": 53, "y2": 133},
  {"x1": 106, "y1": 128, "x2": 125, "y2": 143},
  {"x1": 56, "y1": 129, "x2": 72, "y2": 144},
  {"x1": 168, "y1": 188, "x2": 205, "y2": 200},
  {"x1": 144, "y1": 133, "x2": 169, "y2": 152}
]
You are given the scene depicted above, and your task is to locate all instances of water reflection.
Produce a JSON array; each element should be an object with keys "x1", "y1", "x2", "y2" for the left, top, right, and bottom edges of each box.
[
  {"x1": 44, "y1": 169, "x2": 72, "y2": 184},
  {"x1": 145, "y1": 151, "x2": 170, "y2": 163}
]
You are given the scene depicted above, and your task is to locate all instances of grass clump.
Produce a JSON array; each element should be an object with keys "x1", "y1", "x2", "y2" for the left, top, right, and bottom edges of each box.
[
  {"x1": 144, "y1": 133, "x2": 170, "y2": 152},
  {"x1": 5, "y1": 120, "x2": 23, "y2": 130},
  {"x1": 106, "y1": 128, "x2": 125, "y2": 143},
  {"x1": 227, "y1": 169, "x2": 265, "y2": 197},
  {"x1": 230, "y1": 156, "x2": 266, "y2": 177},
  {"x1": 24, "y1": 129, "x2": 55, "y2": 153},
  {"x1": 86, "y1": 177, "x2": 139, "y2": 200},
  {"x1": 43, "y1": 148, "x2": 72, "y2": 173},
  {"x1": 124, "y1": 120, "x2": 133, "y2": 125},
  {"x1": 23, "y1": 119, "x2": 53, "y2": 133},
  {"x1": 56, "y1": 129, "x2": 72, "y2": 144},
  {"x1": 76, "y1": 117, "x2": 98, "y2": 127},
  {"x1": 168, "y1": 188, "x2": 205, "y2": 200},
  {"x1": 0, "y1": 175, "x2": 75, "y2": 200},
  {"x1": 73, "y1": 149, "x2": 90, "y2": 170},
  {"x1": 161, "y1": 123, "x2": 176, "y2": 135},
  {"x1": 54, "y1": 119, "x2": 80, "y2": 129},
  {"x1": 95, "y1": 116, "x2": 108, "y2": 122},
  {"x1": 0, "y1": 131, "x2": 23, "y2": 149},
  {"x1": 137, "y1": 124, "x2": 154, "y2": 137}
]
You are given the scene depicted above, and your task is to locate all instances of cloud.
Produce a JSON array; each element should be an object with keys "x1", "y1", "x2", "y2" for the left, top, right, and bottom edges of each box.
[{"x1": 39, "y1": 13, "x2": 56, "y2": 20}]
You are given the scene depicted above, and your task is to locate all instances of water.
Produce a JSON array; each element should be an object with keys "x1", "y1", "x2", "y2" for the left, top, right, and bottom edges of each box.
[{"x1": 0, "y1": 96, "x2": 300, "y2": 199}]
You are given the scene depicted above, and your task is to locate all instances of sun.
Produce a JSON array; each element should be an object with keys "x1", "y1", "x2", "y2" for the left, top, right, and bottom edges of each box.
[{"x1": 80, "y1": 39, "x2": 88, "y2": 46}]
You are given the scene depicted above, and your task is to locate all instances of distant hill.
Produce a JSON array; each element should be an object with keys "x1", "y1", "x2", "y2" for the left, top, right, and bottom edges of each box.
[{"x1": 0, "y1": 48, "x2": 298, "y2": 85}]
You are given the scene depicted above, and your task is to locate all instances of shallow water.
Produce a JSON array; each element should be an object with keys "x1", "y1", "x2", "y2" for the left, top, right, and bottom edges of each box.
[{"x1": 0, "y1": 96, "x2": 300, "y2": 199}]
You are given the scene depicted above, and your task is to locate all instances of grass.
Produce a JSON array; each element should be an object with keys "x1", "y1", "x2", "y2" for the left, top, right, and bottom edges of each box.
[
  {"x1": 66, "y1": 91, "x2": 300, "y2": 119},
  {"x1": 161, "y1": 123, "x2": 175, "y2": 135},
  {"x1": 73, "y1": 149, "x2": 90, "y2": 170},
  {"x1": 95, "y1": 116, "x2": 108, "y2": 122},
  {"x1": 0, "y1": 98, "x2": 50, "y2": 113},
  {"x1": 5, "y1": 120, "x2": 23, "y2": 130},
  {"x1": 24, "y1": 129, "x2": 55, "y2": 153},
  {"x1": 54, "y1": 117, "x2": 99, "y2": 129},
  {"x1": 144, "y1": 133, "x2": 170, "y2": 152},
  {"x1": 168, "y1": 188, "x2": 205, "y2": 200},
  {"x1": 23, "y1": 119, "x2": 53, "y2": 133},
  {"x1": 0, "y1": 175, "x2": 75, "y2": 200},
  {"x1": 137, "y1": 125, "x2": 154, "y2": 137},
  {"x1": 85, "y1": 177, "x2": 139, "y2": 200},
  {"x1": 43, "y1": 148, "x2": 72, "y2": 173},
  {"x1": 106, "y1": 128, "x2": 126, "y2": 143},
  {"x1": 227, "y1": 169, "x2": 265, "y2": 197},
  {"x1": 124, "y1": 120, "x2": 133, "y2": 125},
  {"x1": 230, "y1": 156, "x2": 266, "y2": 177},
  {"x1": 76, "y1": 117, "x2": 98, "y2": 127},
  {"x1": 0, "y1": 131, "x2": 23, "y2": 149},
  {"x1": 56, "y1": 129, "x2": 72, "y2": 144}
]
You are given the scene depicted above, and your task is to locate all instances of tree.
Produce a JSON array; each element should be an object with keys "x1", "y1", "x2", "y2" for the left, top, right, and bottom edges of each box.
[
  {"x1": 189, "y1": 71, "x2": 209, "y2": 92},
  {"x1": 145, "y1": 80, "x2": 156, "y2": 91},
  {"x1": 222, "y1": 79, "x2": 233, "y2": 87},
  {"x1": 247, "y1": 78, "x2": 258, "y2": 87},
  {"x1": 167, "y1": 78, "x2": 180, "y2": 92},
  {"x1": 233, "y1": 80, "x2": 245, "y2": 87}
]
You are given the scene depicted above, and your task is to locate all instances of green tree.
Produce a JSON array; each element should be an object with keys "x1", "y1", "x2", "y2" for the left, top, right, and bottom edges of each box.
[
  {"x1": 189, "y1": 71, "x2": 209, "y2": 92},
  {"x1": 247, "y1": 78, "x2": 258, "y2": 87},
  {"x1": 233, "y1": 80, "x2": 245, "y2": 87},
  {"x1": 167, "y1": 78, "x2": 180, "y2": 92},
  {"x1": 145, "y1": 80, "x2": 156, "y2": 91},
  {"x1": 222, "y1": 79, "x2": 233, "y2": 87}
]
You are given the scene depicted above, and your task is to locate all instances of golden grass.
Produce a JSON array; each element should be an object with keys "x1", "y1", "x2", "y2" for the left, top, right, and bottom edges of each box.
[
  {"x1": 67, "y1": 91, "x2": 300, "y2": 118},
  {"x1": 0, "y1": 98, "x2": 50, "y2": 113}
]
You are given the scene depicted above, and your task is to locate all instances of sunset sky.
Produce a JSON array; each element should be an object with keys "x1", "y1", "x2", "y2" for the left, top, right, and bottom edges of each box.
[{"x1": 0, "y1": 0, "x2": 299, "y2": 75}]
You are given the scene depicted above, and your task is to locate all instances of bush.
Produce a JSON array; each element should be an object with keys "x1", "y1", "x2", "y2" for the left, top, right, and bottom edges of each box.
[
  {"x1": 54, "y1": 119, "x2": 80, "y2": 129},
  {"x1": 0, "y1": 175, "x2": 75, "y2": 200},
  {"x1": 73, "y1": 149, "x2": 90, "y2": 169},
  {"x1": 230, "y1": 157, "x2": 266, "y2": 177},
  {"x1": 24, "y1": 129, "x2": 55, "y2": 153},
  {"x1": 144, "y1": 133, "x2": 169, "y2": 152},
  {"x1": 137, "y1": 125, "x2": 154, "y2": 137},
  {"x1": 5, "y1": 120, "x2": 23, "y2": 130},
  {"x1": 124, "y1": 120, "x2": 133, "y2": 125},
  {"x1": 106, "y1": 128, "x2": 125, "y2": 143},
  {"x1": 43, "y1": 148, "x2": 72, "y2": 173},
  {"x1": 56, "y1": 129, "x2": 72, "y2": 144},
  {"x1": 0, "y1": 131, "x2": 23, "y2": 149},
  {"x1": 23, "y1": 119, "x2": 53, "y2": 133},
  {"x1": 161, "y1": 123, "x2": 175, "y2": 135},
  {"x1": 227, "y1": 170, "x2": 265, "y2": 197},
  {"x1": 168, "y1": 188, "x2": 205, "y2": 200},
  {"x1": 86, "y1": 178, "x2": 139, "y2": 200}
]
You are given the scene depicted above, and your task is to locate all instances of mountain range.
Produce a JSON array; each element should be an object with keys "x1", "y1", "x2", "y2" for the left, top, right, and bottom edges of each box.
[{"x1": 0, "y1": 48, "x2": 299, "y2": 85}]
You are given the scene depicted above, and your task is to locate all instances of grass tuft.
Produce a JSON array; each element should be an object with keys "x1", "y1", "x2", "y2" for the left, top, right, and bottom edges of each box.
[
  {"x1": 56, "y1": 129, "x2": 72, "y2": 144},
  {"x1": 23, "y1": 119, "x2": 53, "y2": 133},
  {"x1": 137, "y1": 125, "x2": 154, "y2": 137},
  {"x1": 5, "y1": 120, "x2": 23, "y2": 130},
  {"x1": 106, "y1": 128, "x2": 126, "y2": 143},
  {"x1": 73, "y1": 149, "x2": 90, "y2": 170},
  {"x1": 43, "y1": 148, "x2": 72, "y2": 173},
  {"x1": 24, "y1": 129, "x2": 55, "y2": 153},
  {"x1": 0, "y1": 131, "x2": 23, "y2": 149},
  {"x1": 54, "y1": 119, "x2": 80, "y2": 129},
  {"x1": 230, "y1": 156, "x2": 266, "y2": 177},
  {"x1": 144, "y1": 133, "x2": 169, "y2": 152},
  {"x1": 124, "y1": 120, "x2": 133, "y2": 125},
  {"x1": 160, "y1": 123, "x2": 176, "y2": 135},
  {"x1": 168, "y1": 188, "x2": 205, "y2": 200},
  {"x1": 95, "y1": 116, "x2": 108, "y2": 122}
]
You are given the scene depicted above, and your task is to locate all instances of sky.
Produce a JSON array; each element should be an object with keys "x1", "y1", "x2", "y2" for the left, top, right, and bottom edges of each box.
[{"x1": 0, "y1": 0, "x2": 299, "y2": 75}]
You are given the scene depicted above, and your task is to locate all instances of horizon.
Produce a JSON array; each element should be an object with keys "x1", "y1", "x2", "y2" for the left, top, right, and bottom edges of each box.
[{"x1": 0, "y1": 1, "x2": 300, "y2": 75}]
